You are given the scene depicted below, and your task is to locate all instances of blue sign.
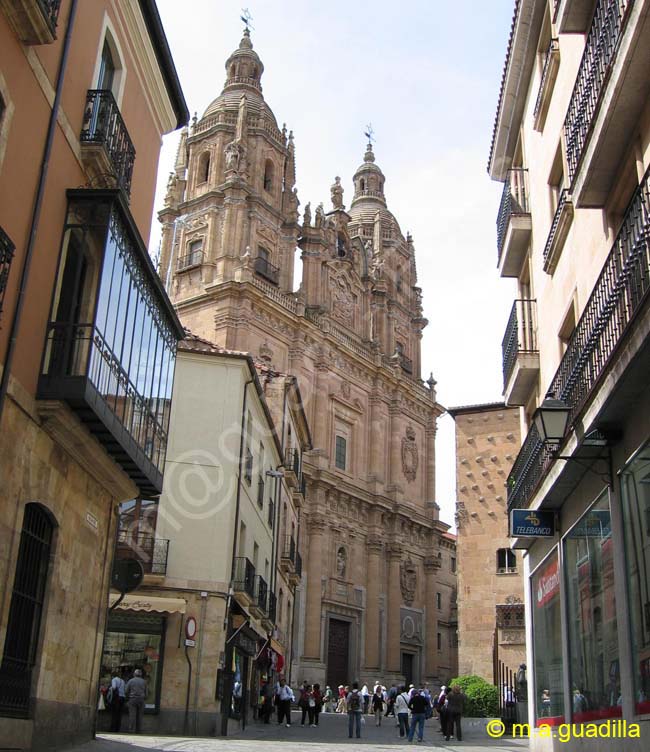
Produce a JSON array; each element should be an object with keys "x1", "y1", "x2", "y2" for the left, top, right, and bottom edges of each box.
[
  {"x1": 510, "y1": 509, "x2": 555, "y2": 537},
  {"x1": 568, "y1": 510, "x2": 611, "y2": 539}
]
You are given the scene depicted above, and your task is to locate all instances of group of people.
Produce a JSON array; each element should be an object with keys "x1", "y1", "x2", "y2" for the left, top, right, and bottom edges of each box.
[
  {"x1": 104, "y1": 668, "x2": 148, "y2": 734},
  {"x1": 264, "y1": 676, "x2": 466, "y2": 743}
]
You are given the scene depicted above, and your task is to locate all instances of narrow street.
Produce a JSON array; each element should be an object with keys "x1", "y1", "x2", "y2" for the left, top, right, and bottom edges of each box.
[{"x1": 64, "y1": 712, "x2": 528, "y2": 751}]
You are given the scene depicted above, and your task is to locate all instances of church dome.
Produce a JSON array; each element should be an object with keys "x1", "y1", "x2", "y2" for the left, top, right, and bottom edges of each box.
[
  {"x1": 201, "y1": 30, "x2": 278, "y2": 128},
  {"x1": 349, "y1": 143, "x2": 387, "y2": 210}
]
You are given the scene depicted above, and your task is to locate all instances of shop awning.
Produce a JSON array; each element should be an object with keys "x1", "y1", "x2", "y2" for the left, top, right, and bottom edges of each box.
[
  {"x1": 270, "y1": 638, "x2": 285, "y2": 656},
  {"x1": 109, "y1": 593, "x2": 186, "y2": 614}
]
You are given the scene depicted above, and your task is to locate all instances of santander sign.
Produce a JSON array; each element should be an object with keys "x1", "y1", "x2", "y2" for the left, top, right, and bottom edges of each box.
[{"x1": 536, "y1": 558, "x2": 560, "y2": 608}]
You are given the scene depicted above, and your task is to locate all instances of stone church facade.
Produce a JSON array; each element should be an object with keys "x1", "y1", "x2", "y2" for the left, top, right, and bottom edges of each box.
[{"x1": 158, "y1": 28, "x2": 457, "y2": 688}]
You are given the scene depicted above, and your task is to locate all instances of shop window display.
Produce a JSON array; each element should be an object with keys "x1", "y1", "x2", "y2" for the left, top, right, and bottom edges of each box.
[
  {"x1": 531, "y1": 550, "x2": 564, "y2": 725},
  {"x1": 564, "y1": 491, "x2": 620, "y2": 721},
  {"x1": 621, "y1": 442, "x2": 650, "y2": 715}
]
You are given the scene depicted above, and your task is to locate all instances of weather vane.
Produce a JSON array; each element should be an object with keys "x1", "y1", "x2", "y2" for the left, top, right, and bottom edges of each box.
[
  {"x1": 240, "y1": 8, "x2": 254, "y2": 32},
  {"x1": 364, "y1": 123, "x2": 375, "y2": 146}
]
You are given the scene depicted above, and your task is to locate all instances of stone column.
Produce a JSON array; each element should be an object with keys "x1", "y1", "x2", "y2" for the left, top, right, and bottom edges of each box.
[
  {"x1": 386, "y1": 544, "x2": 402, "y2": 673},
  {"x1": 368, "y1": 392, "x2": 384, "y2": 482},
  {"x1": 425, "y1": 421, "x2": 437, "y2": 504},
  {"x1": 312, "y1": 363, "x2": 330, "y2": 456},
  {"x1": 424, "y1": 555, "x2": 441, "y2": 680},
  {"x1": 389, "y1": 404, "x2": 402, "y2": 487},
  {"x1": 303, "y1": 514, "x2": 326, "y2": 660},
  {"x1": 364, "y1": 536, "x2": 383, "y2": 670}
]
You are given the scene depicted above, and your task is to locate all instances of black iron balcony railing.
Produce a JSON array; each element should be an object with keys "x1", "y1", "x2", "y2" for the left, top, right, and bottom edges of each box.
[
  {"x1": 81, "y1": 90, "x2": 136, "y2": 197},
  {"x1": 177, "y1": 249, "x2": 203, "y2": 271},
  {"x1": 233, "y1": 557, "x2": 256, "y2": 599},
  {"x1": 508, "y1": 164, "x2": 650, "y2": 511},
  {"x1": 0, "y1": 225, "x2": 15, "y2": 321},
  {"x1": 116, "y1": 531, "x2": 170, "y2": 575},
  {"x1": 254, "y1": 256, "x2": 280, "y2": 285},
  {"x1": 533, "y1": 38, "x2": 560, "y2": 123},
  {"x1": 496, "y1": 168, "x2": 529, "y2": 264},
  {"x1": 564, "y1": 0, "x2": 632, "y2": 183},
  {"x1": 244, "y1": 449, "x2": 253, "y2": 484},
  {"x1": 255, "y1": 575, "x2": 268, "y2": 613},
  {"x1": 268, "y1": 591, "x2": 277, "y2": 623},
  {"x1": 284, "y1": 447, "x2": 300, "y2": 476},
  {"x1": 257, "y1": 475, "x2": 265, "y2": 508},
  {"x1": 543, "y1": 189, "x2": 570, "y2": 268},
  {"x1": 502, "y1": 299, "x2": 538, "y2": 388},
  {"x1": 267, "y1": 498, "x2": 275, "y2": 529},
  {"x1": 295, "y1": 551, "x2": 302, "y2": 578},
  {"x1": 283, "y1": 536, "x2": 296, "y2": 564}
]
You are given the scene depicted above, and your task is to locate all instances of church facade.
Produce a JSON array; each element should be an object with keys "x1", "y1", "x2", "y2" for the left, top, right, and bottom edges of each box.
[{"x1": 158, "y1": 28, "x2": 457, "y2": 689}]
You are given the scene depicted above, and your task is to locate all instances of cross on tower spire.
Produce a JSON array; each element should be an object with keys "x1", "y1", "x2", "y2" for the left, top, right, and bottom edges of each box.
[
  {"x1": 364, "y1": 123, "x2": 375, "y2": 147},
  {"x1": 240, "y1": 8, "x2": 254, "y2": 33}
]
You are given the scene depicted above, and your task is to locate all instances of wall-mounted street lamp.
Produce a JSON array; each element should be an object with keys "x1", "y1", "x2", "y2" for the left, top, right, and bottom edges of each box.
[{"x1": 532, "y1": 392, "x2": 571, "y2": 443}]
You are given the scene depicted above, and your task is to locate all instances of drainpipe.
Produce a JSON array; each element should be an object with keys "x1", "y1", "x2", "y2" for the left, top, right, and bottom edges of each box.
[
  {"x1": 0, "y1": 0, "x2": 79, "y2": 425},
  {"x1": 220, "y1": 377, "x2": 253, "y2": 736}
]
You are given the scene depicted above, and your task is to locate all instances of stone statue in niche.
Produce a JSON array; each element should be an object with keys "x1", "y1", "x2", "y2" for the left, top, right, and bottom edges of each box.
[
  {"x1": 303, "y1": 202, "x2": 311, "y2": 227},
  {"x1": 401, "y1": 426, "x2": 419, "y2": 482},
  {"x1": 315, "y1": 202, "x2": 325, "y2": 228},
  {"x1": 224, "y1": 140, "x2": 247, "y2": 175},
  {"x1": 336, "y1": 547, "x2": 347, "y2": 578},
  {"x1": 330, "y1": 276, "x2": 354, "y2": 327},
  {"x1": 400, "y1": 557, "x2": 417, "y2": 605},
  {"x1": 331, "y1": 176, "x2": 344, "y2": 210}
]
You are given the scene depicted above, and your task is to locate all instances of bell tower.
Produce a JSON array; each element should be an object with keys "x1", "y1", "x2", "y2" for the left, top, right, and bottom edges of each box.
[{"x1": 158, "y1": 27, "x2": 300, "y2": 305}]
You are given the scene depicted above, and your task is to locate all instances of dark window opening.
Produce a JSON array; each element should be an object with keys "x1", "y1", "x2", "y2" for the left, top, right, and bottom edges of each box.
[
  {"x1": 263, "y1": 160, "x2": 274, "y2": 192},
  {"x1": 497, "y1": 548, "x2": 517, "y2": 573},
  {"x1": 198, "y1": 152, "x2": 210, "y2": 184},
  {"x1": 335, "y1": 435, "x2": 347, "y2": 470}
]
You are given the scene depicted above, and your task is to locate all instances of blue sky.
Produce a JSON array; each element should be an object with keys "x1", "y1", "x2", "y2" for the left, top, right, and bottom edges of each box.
[{"x1": 153, "y1": 0, "x2": 518, "y2": 529}]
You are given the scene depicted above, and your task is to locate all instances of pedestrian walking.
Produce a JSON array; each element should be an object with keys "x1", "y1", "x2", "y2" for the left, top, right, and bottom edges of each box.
[
  {"x1": 445, "y1": 684, "x2": 466, "y2": 741},
  {"x1": 347, "y1": 682, "x2": 364, "y2": 738},
  {"x1": 275, "y1": 676, "x2": 295, "y2": 727},
  {"x1": 259, "y1": 680, "x2": 273, "y2": 724},
  {"x1": 311, "y1": 683, "x2": 323, "y2": 726},
  {"x1": 361, "y1": 683, "x2": 370, "y2": 714},
  {"x1": 436, "y1": 685, "x2": 449, "y2": 737},
  {"x1": 323, "y1": 685, "x2": 334, "y2": 712},
  {"x1": 124, "y1": 669, "x2": 147, "y2": 734},
  {"x1": 299, "y1": 683, "x2": 313, "y2": 726},
  {"x1": 408, "y1": 689, "x2": 429, "y2": 743},
  {"x1": 372, "y1": 685, "x2": 385, "y2": 725},
  {"x1": 395, "y1": 684, "x2": 410, "y2": 738},
  {"x1": 108, "y1": 669, "x2": 126, "y2": 732},
  {"x1": 385, "y1": 683, "x2": 397, "y2": 717}
]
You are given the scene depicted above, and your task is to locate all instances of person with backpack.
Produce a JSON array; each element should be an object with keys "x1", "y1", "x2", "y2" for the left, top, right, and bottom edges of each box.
[
  {"x1": 408, "y1": 688, "x2": 429, "y2": 743},
  {"x1": 347, "y1": 682, "x2": 363, "y2": 738},
  {"x1": 395, "y1": 684, "x2": 411, "y2": 738}
]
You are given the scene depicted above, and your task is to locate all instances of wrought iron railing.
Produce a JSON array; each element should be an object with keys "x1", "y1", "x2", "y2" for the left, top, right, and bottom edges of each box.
[
  {"x1": 508, "y1": 165, "x2": 650, "y2": 510},
  {"x1": 533, "y1": 38, "x2": 560, "y2": 122},
  {"x1": 564, "y1": 0, "x2": 632, "y2": 183},
  {"x1": 543, "y1": 189, "x2": 570, "y2": 268},
  {"x1": 502, "y1": 299, "x2": 538, "y2": 388},
  {"x1": 0, "y1": 658, "x2": 31, "y2": 718},
  {"x1": 267, "y1": 498, "x2": 275, "y2": 529},
  {"x1": 0, "y1": 225, "x2": 15, "y2": 322},
  {"x1": 233, "y1": 557, "x2": 256, "y2": 599},
  {"x1": 284, "y1": 447, "x2": 300, "y2": 476},
  {"x1": 496, "y1": 168, "x2": 530, "y2": 263},
  {"x1": 268, "y1": 591, "x2": 277, "y2": 623},
  {"x1": 283, "y1": 536, "x2": 296, "y2": 564},
  {"x1": 41, "y1": 322, "x2": 168, "y2": 472},
  {"x1": 116, "y1": 531, "x2": 170, "y2": 575},
  {"x1": 39, "y1": 0, "x2": 61, "y2": 29},
  {"x1": 81, "y1": 90, "x2": 136, "y2": 196},
  {"x1": 254, "y1": 256, "x2": 280, "y2": 285},
  {"x1": 295, "y1": 552, "x2": 302, "y2": 578},
  {"x1": 177, "y1": 249, "x2": 203, "y2": 270},
  {"x1": 255, "y1": 575, "x2": 268, "y2": 613}
]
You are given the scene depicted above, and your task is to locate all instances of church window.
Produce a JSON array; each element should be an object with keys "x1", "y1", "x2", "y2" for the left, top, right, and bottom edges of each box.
[
  {"x1": 396, "y1": 268, "x2": 403, "y2": 293},
  {"x1": 451, "y1": 556, "x2": 456, "y2": 573},
  {"x1": 335, "y1": 435, "x2": 347, "y2": 470},
  {"x1": 230, "y1": 63, "x2": 236, "y2": 77},
  {"x1": 178, "y1": 238, "x2": 202, "y2": 271},
  {"x1": 436, "y1": 592, "x2": 442, "y2": 610},
  {"x1": 437, "y1": 632, "x2": 442, "y2": 650},
  {"x1": 337, "y1": 234, "x2": 346, "y2": 258},
  {"x1": 360, "y1": 178, "x2": 365, "y2": 191},
  {"x1": 497, "y1": 548, "x2": 517, "y2": 574},
  {"x1": 263, "y1": 160, "x2": 274, "y2": 192},
  {"x1": 198, "y1": 152, "x2": 210, "y2": 184}
]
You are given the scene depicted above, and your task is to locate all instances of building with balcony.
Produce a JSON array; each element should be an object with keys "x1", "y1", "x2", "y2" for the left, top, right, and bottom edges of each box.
[
  {"x1": 158, "y1": 25, "x2": 457, "y2": 696},
  {"x1": 104, "y1": 334, "x2": 311, "y2": 735},
  {"x1": 488, "y1": 1, "x2": 650, "y2": 749},
  {"x1": 448, "y1": 403, "x2": 525, "y2": 684},
  {"x1": 0, "y1": 2, "x2": 187, "y2": 749}
]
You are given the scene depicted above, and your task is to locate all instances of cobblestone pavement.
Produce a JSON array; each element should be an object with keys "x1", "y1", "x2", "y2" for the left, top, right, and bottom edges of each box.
[{"x1": 65, "y1": 712, "x2": 529, "y2": 751}]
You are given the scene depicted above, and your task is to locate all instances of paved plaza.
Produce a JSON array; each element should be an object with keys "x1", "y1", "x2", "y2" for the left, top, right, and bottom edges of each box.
[{"x1": 64, "y1": 712, "x2": 528, "y2": 752}]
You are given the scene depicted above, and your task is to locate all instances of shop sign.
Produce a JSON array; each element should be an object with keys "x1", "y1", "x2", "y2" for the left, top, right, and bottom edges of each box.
[
  {"x1": 536, "y1": 558, "x2": 560, "y2": 608},
  {"x1": 511, "y1": 509, "x2": 555, "y2": 537},
  {"x1": 570, "y1": 510, "x2": 611, "y2": 538},
  {"x1": 232, "y1": 630, "x2": 257, "y2": 656}
]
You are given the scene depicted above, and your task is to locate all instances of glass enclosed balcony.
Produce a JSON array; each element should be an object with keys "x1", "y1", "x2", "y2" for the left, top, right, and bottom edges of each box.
[{"x1": 38, "y1": 190, "x2": 184, "y2": 496}]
